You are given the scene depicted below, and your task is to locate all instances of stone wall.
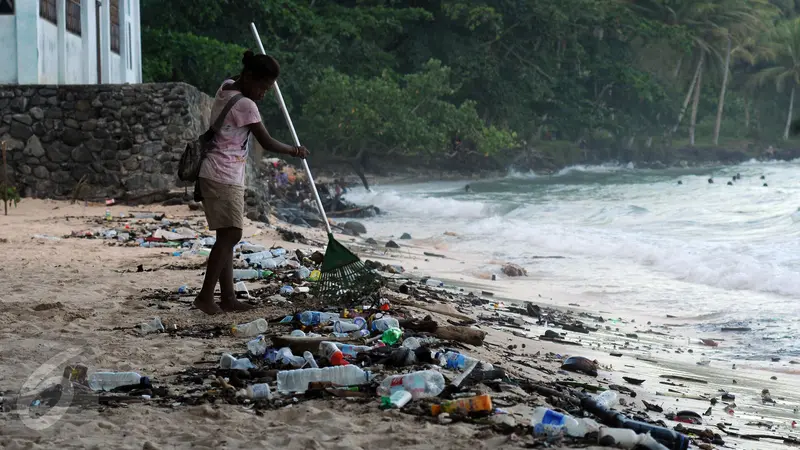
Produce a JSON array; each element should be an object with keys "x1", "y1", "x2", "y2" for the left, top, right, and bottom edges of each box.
[{"x1": 0, "y1": 83, "x2": 213, "y2": 200}]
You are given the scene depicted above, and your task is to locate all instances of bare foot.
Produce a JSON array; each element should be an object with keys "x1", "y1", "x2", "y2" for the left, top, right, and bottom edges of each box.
[
  {"x1": 219, "y1": 297, "x2": 255, "y2": 312},
  {"x1": 194, "y1": 296, "x2": 223, "y2": 315}
]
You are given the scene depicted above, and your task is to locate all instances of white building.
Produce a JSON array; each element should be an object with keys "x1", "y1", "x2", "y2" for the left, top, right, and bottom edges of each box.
[{"x1": 0, "y1": 0, "x2": 142, "y2": 85}]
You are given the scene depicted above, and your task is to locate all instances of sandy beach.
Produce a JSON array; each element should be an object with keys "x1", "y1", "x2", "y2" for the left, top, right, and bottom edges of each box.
[{"x1": 1, "y1": 199, "x2": 799, "y2": 449}]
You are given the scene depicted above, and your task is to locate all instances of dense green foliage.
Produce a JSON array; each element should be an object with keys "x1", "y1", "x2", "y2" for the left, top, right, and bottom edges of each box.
[{"x1": 141, "y1": 0, "x2": 800, "y2": 165}]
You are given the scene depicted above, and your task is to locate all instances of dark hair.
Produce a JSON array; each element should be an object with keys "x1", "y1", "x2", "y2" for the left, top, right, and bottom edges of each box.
[{"x1": 242, "y1": 50, "x2": 280, "y2": 81}]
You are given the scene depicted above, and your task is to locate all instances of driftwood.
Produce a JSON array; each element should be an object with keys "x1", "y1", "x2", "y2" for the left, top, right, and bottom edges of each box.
[
  {"x1": 398, "y1": 318, "x2": 438, "y2": 333},
  {"x1": 433, "y1": 325, "x2": 486, "y2": 346},
  {"x1": 391, "y1": 297, "x2": 475, "y2": 323}
]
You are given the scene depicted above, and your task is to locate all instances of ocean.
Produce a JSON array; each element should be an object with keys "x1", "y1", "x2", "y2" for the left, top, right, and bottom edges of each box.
[{"x1": 345, "y1": 160, "x2": 800, "y2": 362}]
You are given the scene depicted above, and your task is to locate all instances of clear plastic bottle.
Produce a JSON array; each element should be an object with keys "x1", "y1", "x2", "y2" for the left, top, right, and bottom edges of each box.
[
  {"x1": 324, "y1": 342, "x2": 372, "y2": 358},
  {"x1": 303, "y1": 351, "x2": 319, "y2": 368},
  {"x1": 136, "y1": 317, "x2": 164, "y2": 335},
  {"x1": 531, "y1": 407, "x2": 599, "y2": 438},
  {"x1": 425, "y1": 279, "x2": 444, "y2": 287},
  {"x1": 437, "y1": 351, "x2": 479, "y2": 370},
  {"x1": 220, "y1": 353, "x2": 255, "y2": 370},
  {"x1": 245, "y1": 383, "x2": 272, "y2": 399},
  {"x1": 402, "y1": 336, "x2": 439, "y2": 350},
  {"x1": 299, "y1": 311, "x2": 339, "y2": 326},
  {"x1": 595, "y1": 390, "x2": 619, "y2": 409},
  {"x1": 232, "y1": 269, "x2": 273, "y2": 280},
  {"x1": 333, "y1": 318, "x2": 366, "y2": 333},
  {"x1": 371, "y1": 317, "x2": 400, "y2": 332},
  {"x1": 247, "y1": 335, "x2": 268, "y2": 356},
  {"x1": 88, "y1": 372, "x2": 146, "y2": 391},
  {"x1": 377, "y1": 370, "x2": 446, "y2": 399},
  {"x1": 276, "y1": 347, "x2": 307, "y2": 367},
  {"x1": 231, "y1": 318, "x2": 268, "y2": 337},
  {"x1": 276, "y1": 365, "x2": 372, "y2": 393}
]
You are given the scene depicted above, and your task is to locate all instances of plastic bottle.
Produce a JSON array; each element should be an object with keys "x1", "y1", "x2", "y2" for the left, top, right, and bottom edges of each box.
[
  {"x1": 319, "y1": 342, "x2": 350, "y2": 366},
  {"x1": 381, "y1": 390, "x2": 413, "y2": 409},
  {"x1": 296, "y1": 267, "x2": 311, "y2": 280},
  {"x1": 595, "y1": 390, "x2": 619, "y2": 409},
  {"x1": 303, "y1": 351, "x2": 319, "y2": 368},
  {"x1": 599, "y1": 428, "x2": 669, "y2": 450},
  {"x1": 231, "y1": 318, "x2": 268, "y2": 337},
  {"x1": 425, "y1": 279, "x2": 444, "y2": 287},
  {"x1": 299, "y1": 311, "x2": 339, "y2": 326},
  {"x1": 325, "y1": 342, "x2": 373, "y2": 358},
  {"x1": 270, "y1": 248, "x2": 287, "y2": 257},
  {"x1": 333, "y1": 318, "x2": 366, "y2": 333},
  {"x1": 377, "y1": 370, "x2": 446, "y2": 399},
  {"x1": 402, "y1": 336, "x2": 439, "y2": 350},
  {"x1": 240, "y1": 243, "x2": 267, "y2": 253},
  {"x1": 531, "y1": 407, "x2": 599, "y2": 438},
  {"x1": 88, "y1": 372, "x2": 146, "y2": 391},
  {"x1": 437, "y1": 351, "x2": 479, "y2": 370},
  {"x1": 371, "y1": 317, "x2": 400, "y2": 332},
  {"x1": 276, "y1": 365, "x2": 372, "y2": 393},
  {"x1": 381, "y1": 327, "x2": 403, "y2": 345},
  {"x1": 232, "y1": 269, "x2": 273, "y2": 280},
  {"x1": 246, "y1": 335, "x2": 268, "y2": 356},
  {"x1": 276, "y1": 347, "x2": 307, "y2": 368},
  {"x1": 431, "y1": 394, "x2": 493, "y2": 416},
  {"x1": 220, "y1": 353, "x2": 255, "y2": 370},
  {"x1": 245, "y1": 383, "x2": 272, "y2": 399}
]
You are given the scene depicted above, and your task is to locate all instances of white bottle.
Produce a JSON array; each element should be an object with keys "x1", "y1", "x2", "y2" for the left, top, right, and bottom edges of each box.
[
  {"x1": 401, "y1": 336, "x2": 439, "y2": 350},
  {"x1": 333, "y1": 318, "x2": 366, "y2": 333},
  {"x1": 371, "y1": 317, "x2": 400, "y2": 332},
  {"x1": 377, "y1": 370, "x2": 445, "y2": 399},
  {"x1": 245, "y1": 383, "x2": 272, "y2": 400},
  {"x1": 220, "y1": 353, "x2": 255, "y2": 370},
  {"x1": 88, "y1": 372, "x2": 143, "y2": 391},
  {"x1": 247, "y1": 335, "x2": 268, "y2": 356},
  {"x1": 276, "y1": 365, "x2": 372, "y2": 393},
  {"x1": 232, "y1": 318, "x2": 268, "y2": 337}
]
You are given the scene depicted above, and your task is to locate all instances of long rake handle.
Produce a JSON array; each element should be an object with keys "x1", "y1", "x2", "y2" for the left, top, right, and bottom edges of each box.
[{"x1": 250, "y1": 22, "x2": 333, "y2": 235}]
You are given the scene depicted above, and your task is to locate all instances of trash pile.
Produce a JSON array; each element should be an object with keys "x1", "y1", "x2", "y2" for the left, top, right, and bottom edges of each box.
[{"x1": 13, "y1": 222, "x2": 789, "y2": 450}]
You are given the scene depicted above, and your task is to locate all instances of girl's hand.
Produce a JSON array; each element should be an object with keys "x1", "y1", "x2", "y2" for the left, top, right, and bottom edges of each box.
[{"x1": 293, "y1": 146, "x2": 310, "y2": 159}]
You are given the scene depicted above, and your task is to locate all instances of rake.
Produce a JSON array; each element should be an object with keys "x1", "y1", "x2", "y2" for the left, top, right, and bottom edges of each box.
[{"x1": 250, "y1": 23, "x2": 382, "y2": 305}]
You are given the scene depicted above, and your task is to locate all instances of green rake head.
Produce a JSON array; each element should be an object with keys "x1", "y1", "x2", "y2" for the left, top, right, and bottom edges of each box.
[{"x1": 314, "y1": 233, "x2": 383, "y2": 305}]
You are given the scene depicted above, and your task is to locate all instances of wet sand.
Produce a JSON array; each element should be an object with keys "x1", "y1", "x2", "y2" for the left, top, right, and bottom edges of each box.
[{"x1": 1, "y1": 199, "x2": 798, "y2": 449}]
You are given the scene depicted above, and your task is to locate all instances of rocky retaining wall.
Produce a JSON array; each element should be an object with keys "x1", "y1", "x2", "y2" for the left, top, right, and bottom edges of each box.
[{"x1": 0, "y1": 83, "x2": 213, "y2": 200}]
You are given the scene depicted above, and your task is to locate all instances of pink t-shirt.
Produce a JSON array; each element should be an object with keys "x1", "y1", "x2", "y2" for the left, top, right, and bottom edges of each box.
[{"x1": 198, "y1": 80, "x2": 261, "y2": 186}]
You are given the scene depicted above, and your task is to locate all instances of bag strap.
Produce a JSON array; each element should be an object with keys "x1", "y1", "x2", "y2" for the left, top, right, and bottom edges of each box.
[{"x1": 210, "y1": 93, "x2": 245, "y2": 132}]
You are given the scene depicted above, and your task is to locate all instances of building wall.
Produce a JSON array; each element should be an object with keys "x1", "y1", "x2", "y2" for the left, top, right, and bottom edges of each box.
[
  {"x1": 38, "y1": 19, "x2": 59, "y2": 85},
  {"x1": 109, "y1": 54, "x2": 122, "y2": 84},
  {"x1": 0, "y1": 0, "x2": 142, "y2": 85},
  {"x1": 65, "y1": 32, "x2": 83, "y2": 84},
  {"x1": 0, "y1": 15, "x2": 16, "y2": 84},
  {"x1": 0, "y1": 83, "x2": 213, "y2": 200}
]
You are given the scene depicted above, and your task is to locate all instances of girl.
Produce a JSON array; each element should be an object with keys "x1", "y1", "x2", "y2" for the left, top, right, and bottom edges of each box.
[{"x1": 194, "y1": 50, "x2": 309, "y2": 315}]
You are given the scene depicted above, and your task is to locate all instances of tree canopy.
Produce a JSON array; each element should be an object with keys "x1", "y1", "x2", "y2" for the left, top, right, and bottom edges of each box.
[{"x1": 141, "y1": 0, "x2": 800, "y2": 168}]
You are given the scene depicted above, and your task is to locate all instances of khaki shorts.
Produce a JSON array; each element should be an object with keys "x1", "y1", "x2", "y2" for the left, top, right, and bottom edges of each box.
[{"x1": 198, "y1": 177, "x2": 245, "y2": 230}]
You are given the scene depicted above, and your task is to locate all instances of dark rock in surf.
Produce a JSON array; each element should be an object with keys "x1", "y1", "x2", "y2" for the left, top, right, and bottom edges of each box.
[{"x1": 385, "y1": 240, "x2": 400, "y2": 249}]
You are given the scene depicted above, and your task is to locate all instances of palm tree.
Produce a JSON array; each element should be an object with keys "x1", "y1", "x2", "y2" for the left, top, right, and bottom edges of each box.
[
  {"x1": 630, "y1": 0, "x2": 775, "y2": 145},
  {"x1": 751, "y1": 18, "x2": 800, "y2": 140},
  {"x1": 711, "y1": 0, "x2": 777, "y2": 145}
]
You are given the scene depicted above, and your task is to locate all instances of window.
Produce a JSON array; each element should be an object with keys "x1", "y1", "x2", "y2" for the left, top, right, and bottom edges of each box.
[
  {"x1": 39, "y1": 0, "x2": 56, "y2": 24},
  {"x1": 66, "y1": 0, "x2": 81, "y2": 35},
  {"x1": 0, "y1": 0, "x2": 14, "y2": 15},
  {"x1": 110, "y1": 0, "x2": 120, "y2": 54}
]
